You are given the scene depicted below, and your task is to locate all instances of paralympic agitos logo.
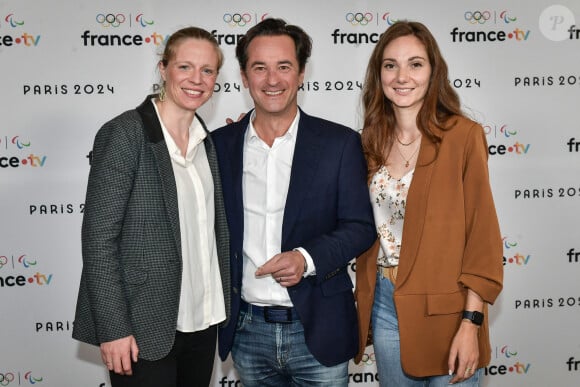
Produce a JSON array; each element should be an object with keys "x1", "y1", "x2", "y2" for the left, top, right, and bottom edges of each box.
[{"x1": 81, "y1": 12, "x2": 168, "y2": 47}]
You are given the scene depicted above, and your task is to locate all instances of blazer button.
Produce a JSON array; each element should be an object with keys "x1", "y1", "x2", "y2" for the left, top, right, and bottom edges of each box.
[
  {"x1": 234, "y1": 253, "x2": 238, "y2": 259},
  {"x1": 233, "y1": 287, "x2": 238, "y2": 294}
]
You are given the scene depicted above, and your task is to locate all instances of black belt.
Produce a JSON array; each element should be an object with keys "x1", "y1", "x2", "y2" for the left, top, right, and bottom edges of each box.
[{"x1": 240, "y1": 300, "x2": 299, "y2": 323}]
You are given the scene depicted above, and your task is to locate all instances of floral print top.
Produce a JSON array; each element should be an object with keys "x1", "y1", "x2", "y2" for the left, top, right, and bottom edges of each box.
[{"x1": 369, "y1": 165, "x2": 414, "y2": 267}]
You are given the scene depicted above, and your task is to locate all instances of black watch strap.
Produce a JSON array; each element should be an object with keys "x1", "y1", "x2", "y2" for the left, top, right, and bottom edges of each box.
[{"x1": 462, "y1": 310, "x2": 484, "y2": 326}]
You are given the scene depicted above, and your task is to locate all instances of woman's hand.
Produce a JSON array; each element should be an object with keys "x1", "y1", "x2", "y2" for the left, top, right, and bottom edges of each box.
[{"x1": 448, "y1": 320, "x2": 479, "y2": 384}]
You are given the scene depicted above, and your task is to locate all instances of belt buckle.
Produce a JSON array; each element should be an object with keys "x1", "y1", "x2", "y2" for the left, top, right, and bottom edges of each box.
[{"x1": 264, "y1": 306, "x2": 293, "y2": 324}]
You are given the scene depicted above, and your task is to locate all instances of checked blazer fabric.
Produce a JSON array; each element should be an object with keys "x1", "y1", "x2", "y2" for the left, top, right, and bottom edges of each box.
[{"x1": 73, "y1": 95, "x2": 230, "y2": 361}]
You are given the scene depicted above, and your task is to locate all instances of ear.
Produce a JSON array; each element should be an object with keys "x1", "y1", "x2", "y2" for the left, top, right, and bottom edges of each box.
[
  {"x1": 240, "y1": 70, "x2": 249, "y2": 89},
  {"x1": 158, "y1": 61, "x2": 167, "y2": 82},
  {"x1": 298, "y1": 69, "x2": 305, "y2": 86}
]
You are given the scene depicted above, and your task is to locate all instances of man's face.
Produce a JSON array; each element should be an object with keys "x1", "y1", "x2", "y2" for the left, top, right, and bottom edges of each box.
[{"x1": 241, "y1": 35, "x2": 305, "y2": 120}]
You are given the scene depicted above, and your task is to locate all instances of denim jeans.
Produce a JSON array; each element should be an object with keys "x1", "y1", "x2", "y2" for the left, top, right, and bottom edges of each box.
[
  {"x1": 231, "y1": 304, "x2": 348, "y2": 387},
  {"x1": 371, "y1": 271, "x2": 482, "y2": 387}
]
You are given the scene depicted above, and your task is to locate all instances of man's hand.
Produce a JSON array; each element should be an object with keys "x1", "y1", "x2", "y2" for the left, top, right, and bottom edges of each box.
[
  {"x1": 225, "y1": 113, "x2": 246, "y2": 125},
  {"x1": 100, "y1": 335, "x2": 139, "y2": 375},
  {"x1": 255, "y1": 250, "x2": 305, "y2": 287}
]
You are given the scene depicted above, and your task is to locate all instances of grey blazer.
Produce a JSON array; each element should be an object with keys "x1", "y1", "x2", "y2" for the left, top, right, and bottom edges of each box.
[{"x1": 72, "y1": 95, "x2": 230, "y2": 361}]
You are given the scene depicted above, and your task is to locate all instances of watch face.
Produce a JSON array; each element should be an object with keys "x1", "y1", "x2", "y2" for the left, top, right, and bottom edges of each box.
[{"x1": 472, "y1": 311, "x2": 484, "y2": 325}]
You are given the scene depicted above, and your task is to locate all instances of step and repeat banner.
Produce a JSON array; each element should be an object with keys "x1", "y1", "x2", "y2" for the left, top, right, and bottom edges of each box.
[{"x1": 1, "y1": 0, "x2": 579, "y2": 386}]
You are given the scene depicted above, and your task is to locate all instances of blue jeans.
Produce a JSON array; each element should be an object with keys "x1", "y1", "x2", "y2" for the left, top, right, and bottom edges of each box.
[
  {"x1": 231, "y1": 304, "x2": 348, "y2": 387},
  {"x1": 371, "y1": 271, "x2": 482, "y2": 386}
]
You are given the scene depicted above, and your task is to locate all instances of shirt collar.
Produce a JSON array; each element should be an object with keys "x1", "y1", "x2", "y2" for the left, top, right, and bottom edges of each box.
[
  {"x1": 246, "y1": 109, "x2": 300, "y2": 144},
  {"x1": 151, "y1": 99, "x2": 207, "y2": 163}
]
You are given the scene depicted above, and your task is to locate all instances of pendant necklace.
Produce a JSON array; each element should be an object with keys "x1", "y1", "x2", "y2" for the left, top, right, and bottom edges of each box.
[{"x1": 396, "y1": 141, "x2": 420, "y2": 168}]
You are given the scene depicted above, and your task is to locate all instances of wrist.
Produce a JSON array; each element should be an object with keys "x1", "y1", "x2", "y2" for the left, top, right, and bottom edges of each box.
[{"x1": 462, "y1": 310, "x2": 484, "y2": 326}]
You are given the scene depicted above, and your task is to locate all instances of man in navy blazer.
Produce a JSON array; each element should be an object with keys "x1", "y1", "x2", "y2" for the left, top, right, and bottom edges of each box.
[{"x1": 212, "y1": 18, "x2": 375, "y2": 386}]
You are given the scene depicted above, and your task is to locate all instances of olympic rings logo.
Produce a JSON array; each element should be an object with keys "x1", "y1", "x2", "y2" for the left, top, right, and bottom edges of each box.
[
  {"x1": 360, "y1": 352, "x2": 376, "y2": 366},
  {"x1": 96, "y1": 13, "x2": 126, "y2": 28},
  {"x1": 346, "y1": 12, "x2": 373, "y2": 26},
  {"x1": 0, "y1": 373, "x2": 15, "y2": 386},
  {"x1": 464, "y1": 10, "x2": 517, "y2": 24},
  {"x1": 464, "y1": 11, "x2": 491, "y2": 24},
  {"x1": 223, "y1": 13, "x2": 251, "y2": 27}
]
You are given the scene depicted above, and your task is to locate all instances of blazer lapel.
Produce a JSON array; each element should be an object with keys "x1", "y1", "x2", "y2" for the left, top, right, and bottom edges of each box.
[
  {"x1": 282, "y1": 111, "x2": 321, "y2": 247},
  {"x1": 136, "y1": 95, "x2": 181, "y2": 260},
  {"x1": 395, "y1": 132, "x2": 438, "y2": 288}
]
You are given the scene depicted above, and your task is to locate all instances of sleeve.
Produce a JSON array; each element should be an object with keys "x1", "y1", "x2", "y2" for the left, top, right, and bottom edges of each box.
[
  {"x1": 301, "y1": 130, "x2": 376, "y2": 283},
  {"x1": 81, "y1": 114, "x2": 141, "y2": 343},
  {"x1": 458, "y1": 123, "x2": 503, "y2": 304}
]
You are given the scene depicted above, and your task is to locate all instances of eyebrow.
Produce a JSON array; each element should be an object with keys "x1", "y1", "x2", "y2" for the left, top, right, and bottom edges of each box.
[
  {"x1": 382, "y1": 55, "x2": 427, "y2": 62},
  {"x1": 249, "y1": 60, "x2": 295, "y2": 67}
]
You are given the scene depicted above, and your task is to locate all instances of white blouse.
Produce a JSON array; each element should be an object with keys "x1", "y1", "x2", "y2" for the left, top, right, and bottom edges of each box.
[{"x1": 369, "y1": 165, "x2": 414, "y2": 267}]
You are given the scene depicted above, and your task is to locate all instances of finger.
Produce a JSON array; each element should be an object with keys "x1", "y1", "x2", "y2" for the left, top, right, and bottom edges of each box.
[
  {"x1": 225, "y1": 118, "x2": 234, "y2": 124},
  {"x1": 131, "y1": 339, "x2": 139, "y2": 363},
  {"x1": 121, "y1": 352, "x2": 133, "y2": 376},
  {"x1": 255, "y1": 257, "x2": 283, "y2": 276},
  {"x1": 112, "y1": 355, "x2": 124, "y2": 375}
]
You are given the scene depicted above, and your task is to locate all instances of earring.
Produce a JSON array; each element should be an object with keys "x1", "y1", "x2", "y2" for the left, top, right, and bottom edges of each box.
[{"x1": 159, "y1": 83, "x2": 166, "y2": 102}]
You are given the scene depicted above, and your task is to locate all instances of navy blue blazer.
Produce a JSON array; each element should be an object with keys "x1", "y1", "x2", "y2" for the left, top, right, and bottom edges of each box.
[{"x1": 213, "y1": 108, "x2": 375, "y2": 366}]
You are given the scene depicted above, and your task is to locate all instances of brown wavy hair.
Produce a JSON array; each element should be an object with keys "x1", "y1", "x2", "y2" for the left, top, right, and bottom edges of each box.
[{"x1": 361, "y1": 20, "x2": 463, "y2": 180}]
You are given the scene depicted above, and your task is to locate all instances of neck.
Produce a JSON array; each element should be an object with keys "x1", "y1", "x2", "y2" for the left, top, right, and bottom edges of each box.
[
  {"x1": 156, "y1": 99, "x2": 195, "y2": 138},
  {"x1": 252, "y1": 107, "x2": 297, "y2": 147}
]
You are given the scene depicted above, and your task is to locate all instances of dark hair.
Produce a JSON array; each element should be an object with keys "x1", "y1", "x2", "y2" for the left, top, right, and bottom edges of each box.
[
  {"x1": 235, "y1": 18, "x2": 312, "y2": 72},
  {"x1": 361, "y1": 20, "x2": 462, "y2": 180},
  {"x1": 161, "y1": 26, "x2": 224, "y2": 70}
]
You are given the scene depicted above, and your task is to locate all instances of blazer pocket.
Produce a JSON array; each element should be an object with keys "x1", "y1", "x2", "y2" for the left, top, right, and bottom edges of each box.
[
  {"x1": 321, "y1": 272, "x2": 353, "y2": 297},
  {"x1": 123, "y1": 268, "x2": 148, "y2": 285},
  {"x1": 426, "y1": 291, "x2": 465, "y2": 316}
]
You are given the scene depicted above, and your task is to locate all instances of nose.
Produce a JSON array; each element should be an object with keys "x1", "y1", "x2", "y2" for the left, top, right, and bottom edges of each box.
[
  {"x1": 190, "y1": 69, "x2": 202, "y2": 84},
  {"x1": 396, "y1": 67, "x2": 409, "y2": 83},
  {"x1": 266, "y1": 68, "x2": 279, "y2": 85}
]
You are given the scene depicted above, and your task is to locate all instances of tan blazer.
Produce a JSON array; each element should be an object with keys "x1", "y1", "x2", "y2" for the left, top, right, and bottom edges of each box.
[{"x1": 355, "y1": 116, "x2": 503, "y2": 377}]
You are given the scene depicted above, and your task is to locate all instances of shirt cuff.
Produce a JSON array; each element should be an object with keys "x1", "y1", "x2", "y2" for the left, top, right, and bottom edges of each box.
[{"x1": 294, "y1": 247, "x2": 316, "y2": 277}]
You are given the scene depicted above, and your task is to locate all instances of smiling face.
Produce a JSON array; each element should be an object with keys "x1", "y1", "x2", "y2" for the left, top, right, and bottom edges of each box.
[
  {"x1": 158, "y1": 37, "x2": 219, "y2": 114},
  {"x1": 381, "y1": 35, "x2": 432, "y2": 115},
  {"x1": 241, "y1": 35, "x2": 304, "y2": 120}
]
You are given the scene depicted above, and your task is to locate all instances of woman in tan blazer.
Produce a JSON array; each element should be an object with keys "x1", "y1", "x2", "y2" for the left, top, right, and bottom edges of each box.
[{"x1": 355, "y1": 21, "x2": 503, "y2": 386}]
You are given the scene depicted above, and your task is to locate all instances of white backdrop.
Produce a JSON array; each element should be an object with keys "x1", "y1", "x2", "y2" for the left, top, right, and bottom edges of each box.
[{"x1": 1, "y1": 0, "x2": 579, "y2": 386}]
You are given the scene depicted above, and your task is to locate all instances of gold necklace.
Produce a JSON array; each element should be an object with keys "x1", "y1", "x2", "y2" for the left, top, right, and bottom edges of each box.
[
  {"x1": 395, "y1": 141, "x2": 420, "y2": 168},
  {"x1": 396, "y1": 134, "x2": 420, "y2": 146}
]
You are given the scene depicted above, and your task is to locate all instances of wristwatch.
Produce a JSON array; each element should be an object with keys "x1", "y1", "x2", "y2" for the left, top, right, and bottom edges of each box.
[{"x1": 462, "y1": 310, "x2": 484, "y2": 326}]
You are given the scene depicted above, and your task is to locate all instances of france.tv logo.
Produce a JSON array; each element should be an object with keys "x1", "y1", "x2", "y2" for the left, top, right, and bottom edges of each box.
[
  {"x1": 1, "y1": 13, "x2": 41, "y2": 47},
  {"x1": 0, "y1": 135, "x2": 47, "y2": 168},
  {"x1": 485, "y1": 345, "x2": 531, "y2": 376},
  {"x1": 502, "y1": 236, "x2": 531, "y2": 267},
  {"x1": 483, "y1": 123, "x2": 530, "y2": 156}
]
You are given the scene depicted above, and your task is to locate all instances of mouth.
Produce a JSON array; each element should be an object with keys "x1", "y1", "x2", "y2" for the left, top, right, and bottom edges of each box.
[
  {"x1": 264, "y1": 90, "x2": 284, "y2": 96},
  {"x1": 183, "y1": 88, "x2": 202, "y2": 96},
  {"x1": 394, "y1": 88, "x2": 413, "y2": 93}
]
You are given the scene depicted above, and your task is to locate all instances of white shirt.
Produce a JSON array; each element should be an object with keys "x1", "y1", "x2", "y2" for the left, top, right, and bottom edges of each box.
[
  {"x1": 153, "y1": 100, "x2": 225, "y2": 332},
  {"x1": 241, "y1": 110, "x2": 315, "y2": 307}
]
